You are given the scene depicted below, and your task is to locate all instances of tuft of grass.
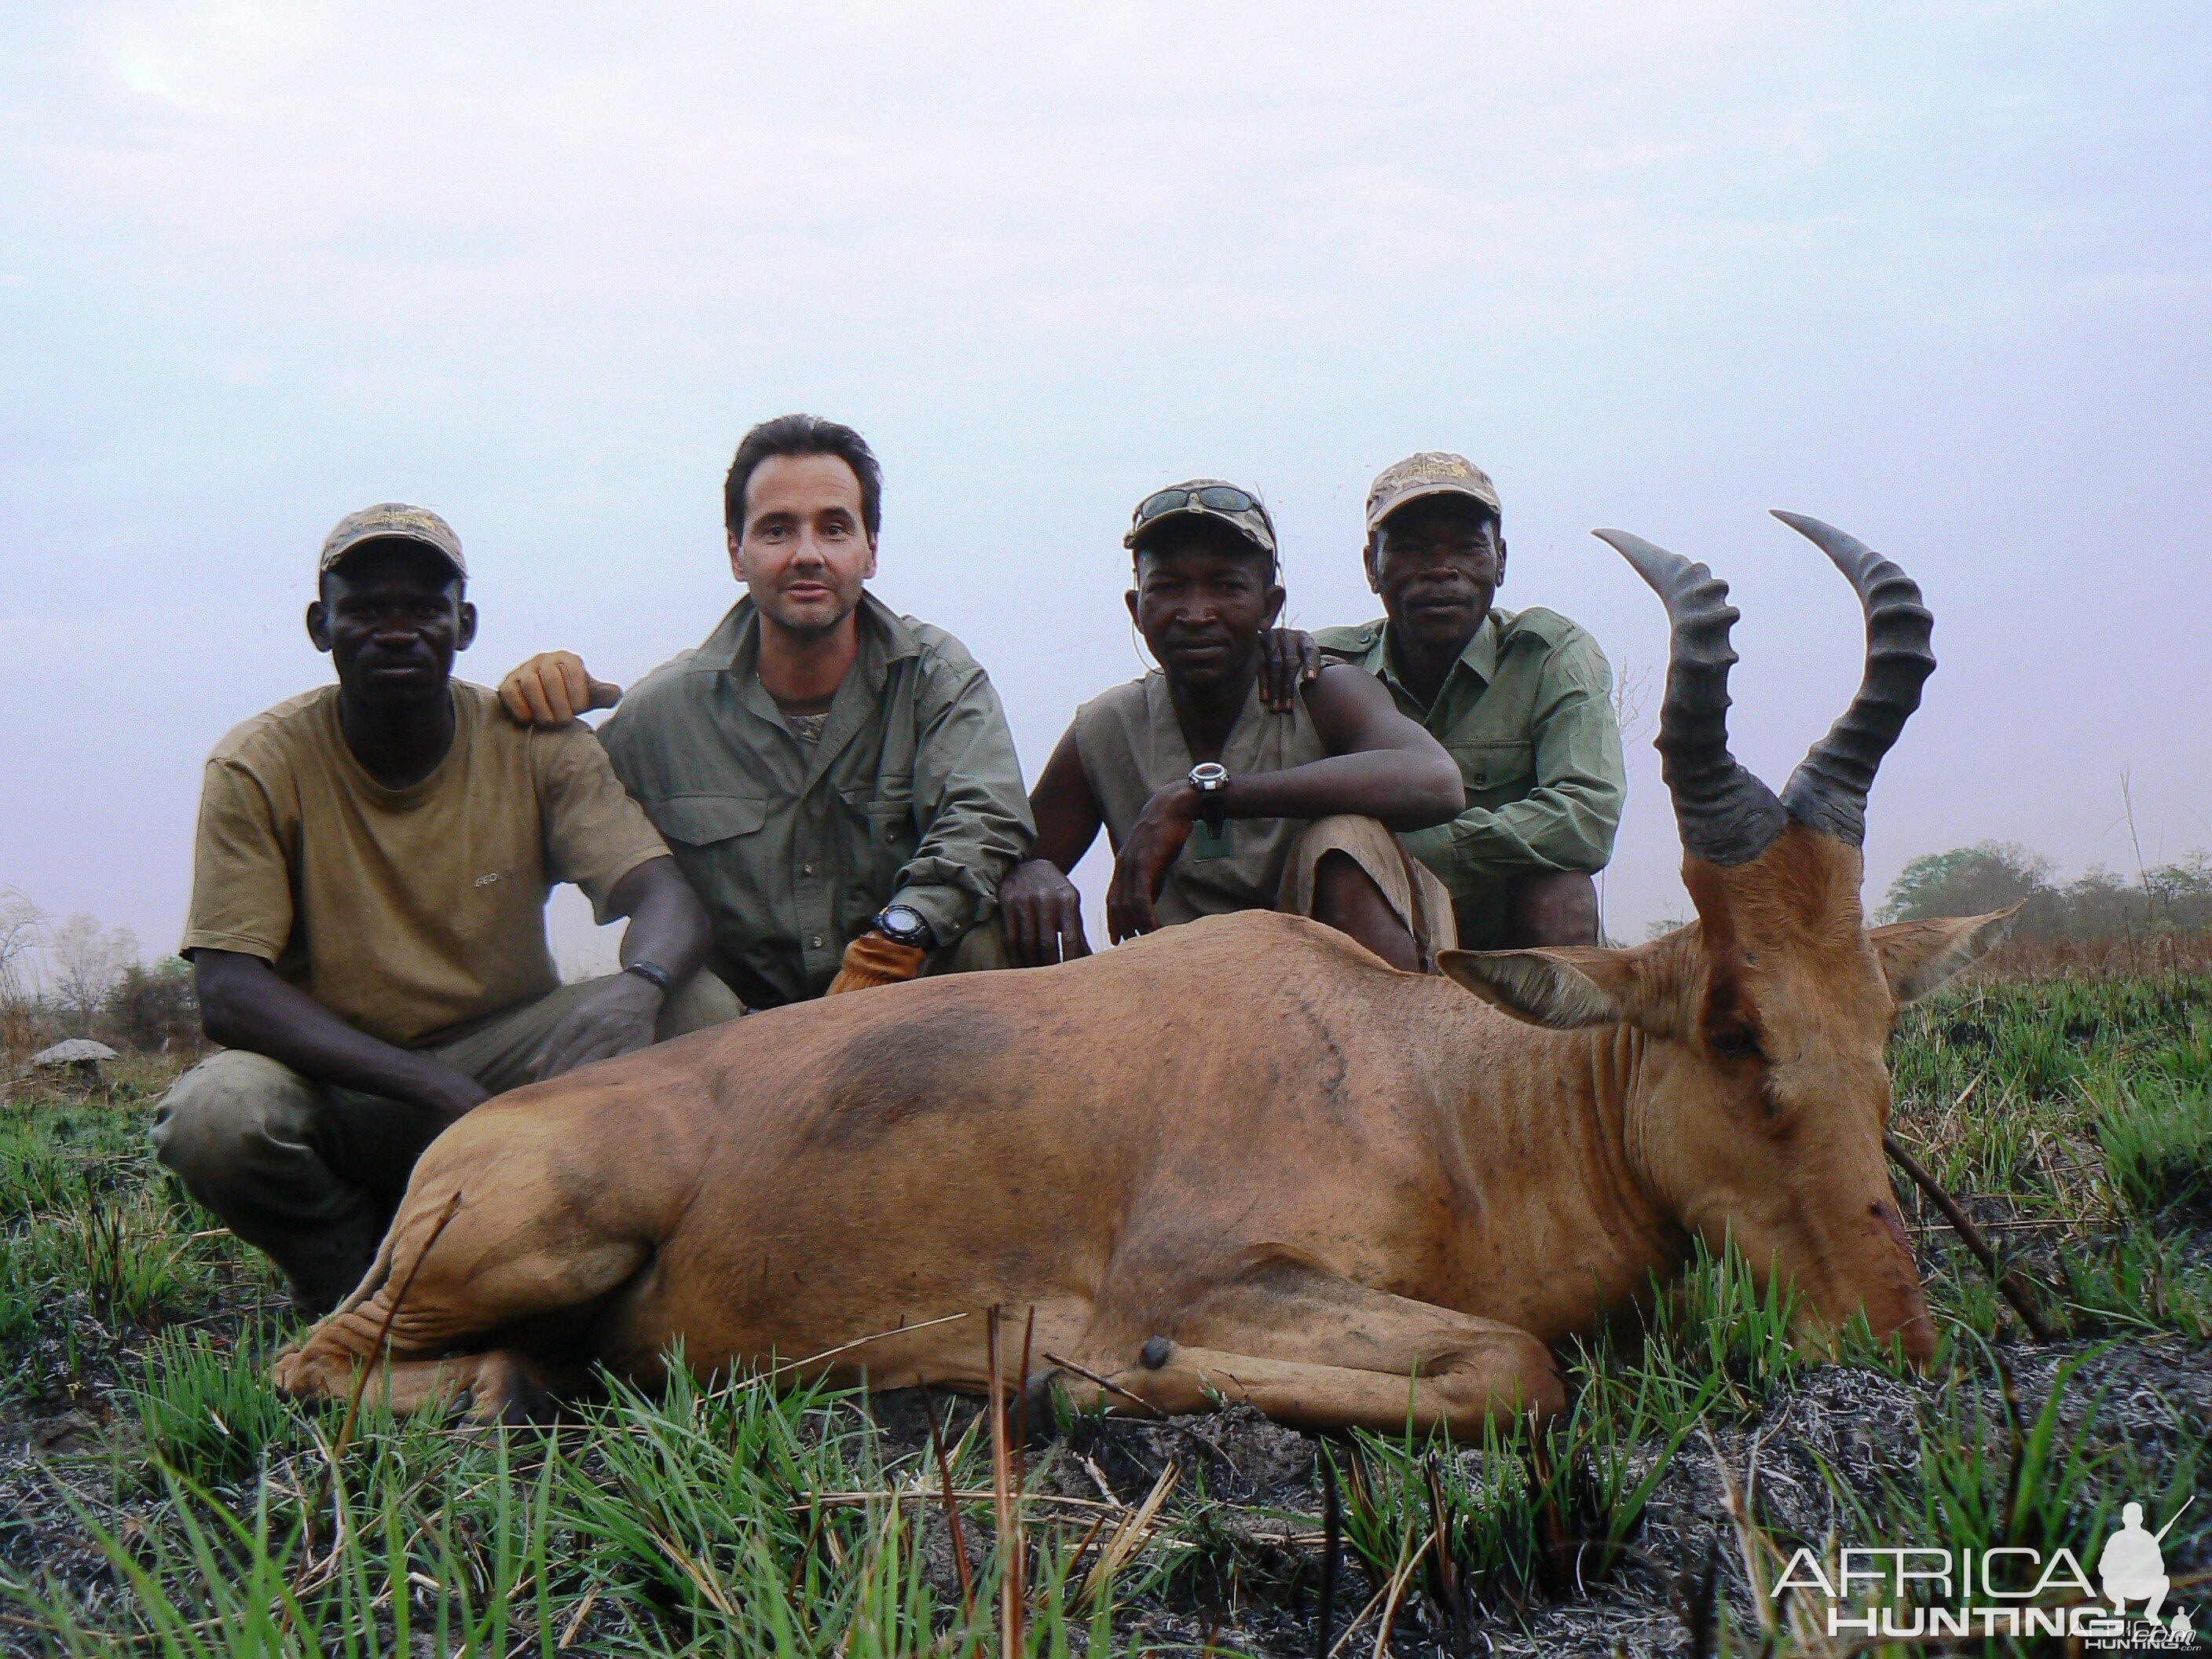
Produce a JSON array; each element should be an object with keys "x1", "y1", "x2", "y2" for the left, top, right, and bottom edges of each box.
[
  {"x1": 0, "y1": 1120, "x2": 76, "y2": 1218},
  {"x1": 2097, "y1": 1079, "x2": 2212, "y2": 1218},
  {"x1": 133, "y1": 1323, "x2": 299, "y2": 1485},
  {"x1": 1624, "y1": 1235, "x2": 1811, "y2": 1422}
]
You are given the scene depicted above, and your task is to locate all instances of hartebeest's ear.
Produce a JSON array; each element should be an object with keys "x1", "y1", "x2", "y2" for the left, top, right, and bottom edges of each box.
[
  {"x1": 1437, "y1": 947, "x2": 1647, "y2": 1030},
  {"x1": 1868, "y1": 910, "x2": 2019, "y2": 1005}
]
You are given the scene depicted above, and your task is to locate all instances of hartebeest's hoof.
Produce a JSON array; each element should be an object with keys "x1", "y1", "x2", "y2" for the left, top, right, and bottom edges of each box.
[{"x1": 449, "y1": 1351, "x2": 553, "y2": 1426}]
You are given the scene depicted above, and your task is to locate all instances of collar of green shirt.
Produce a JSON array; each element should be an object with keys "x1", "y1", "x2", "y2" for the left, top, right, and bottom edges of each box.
[
  {"x1": 686, "y1": 589, "x2": 924, "y2": 682},
  {"x1": 679, "y1": 591, "x2": 926, "y2": 789},
  {"x1": 1330, "y1": 606, "x2": 1569, "y2": 710}
]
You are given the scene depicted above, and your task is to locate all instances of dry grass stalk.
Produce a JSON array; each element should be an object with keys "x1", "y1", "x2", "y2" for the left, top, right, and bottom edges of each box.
[
  {"x1": 1042, "y1": 1349, "x2": 1167, "y2": 1418},
  {"x1": 1079, "y1": 1459, "x2": 1180, "y2": 1610},
  {"x1": 1884, "y1": 1131, "x2": 2060, "y2": 1341},
  {"x1": 921, "y1": 1386, "x2": 976, "y2": 1616},
  {"x1": 987, "y1": 1306, "x2": 1021, "y2": 1659},
  {"x1": 1367, "y1": 1530, "x2": 1430, "y2": 1659}
]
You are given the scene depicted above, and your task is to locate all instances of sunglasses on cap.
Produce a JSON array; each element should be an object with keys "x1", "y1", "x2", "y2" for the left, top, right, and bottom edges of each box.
[{"x1": 1133, "y1": 483, "x2": 1261, "y2": 525}]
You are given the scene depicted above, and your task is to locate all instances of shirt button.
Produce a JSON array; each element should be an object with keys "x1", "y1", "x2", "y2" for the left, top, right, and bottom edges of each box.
[
  {"x1": 810, "y1": 935, "x2": 825, "y2": 949},
  {"x1": 801, "y1": 862, "x2": 816, "y2": 876}
]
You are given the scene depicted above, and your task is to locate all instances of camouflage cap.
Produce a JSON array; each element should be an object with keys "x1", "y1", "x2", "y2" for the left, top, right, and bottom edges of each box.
[
  {"x1": 318, "y1": 503, "x2": 467, "y2": 580},
  {"x1": 1124, "y1": 478, "x2": 1277, "y2": 559},
  {"x1": 1364, "y1": 452, "x2": 1501, "y2": 537}
]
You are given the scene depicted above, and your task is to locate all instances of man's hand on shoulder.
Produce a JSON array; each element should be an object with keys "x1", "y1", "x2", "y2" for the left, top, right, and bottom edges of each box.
[
  {"x1": 1258, "y1": 628, "x2": 1321, "y2": 712},
  {"x1": 498, "y1": 651, "x2": 623, "y2": 727},
  {"x1": 999, "y1": 859, "x2": 1093, "y2": 967},
  {"x1": 532, "y1": 972, "x2": 662, "y2": 1081}
]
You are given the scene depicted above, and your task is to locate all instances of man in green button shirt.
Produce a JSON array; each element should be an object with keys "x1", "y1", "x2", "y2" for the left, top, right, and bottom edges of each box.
[
  {"x1": 1303, "y1": 452, "x2": 1626, "y2": 947},
  {"x1": 497, "y1": 415, "x2": 1034, "y2": 1008}
]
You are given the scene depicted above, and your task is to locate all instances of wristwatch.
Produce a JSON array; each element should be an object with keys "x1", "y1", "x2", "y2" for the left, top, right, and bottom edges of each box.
[
  {"x1": 1188, "y1": 762, "x2": 1229, "y2": 838},
  {"x1": 624, "y1": 958, "x2": 676, "y2": 997},
  {"x1": 873, "y1": 903, "x2": 936, "y2": 950}
]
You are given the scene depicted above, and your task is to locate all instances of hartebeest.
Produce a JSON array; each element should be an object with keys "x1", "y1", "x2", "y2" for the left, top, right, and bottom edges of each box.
[{"x1": 275, "y1": 513, "x2": 2009, "y2": 1434}]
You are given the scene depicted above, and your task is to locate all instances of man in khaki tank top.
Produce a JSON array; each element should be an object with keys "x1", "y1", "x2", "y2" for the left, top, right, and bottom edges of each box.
[
  {"x1": 998, "y1": 481, "x2": 1465, "y2": 970},
  {"x1": 154, "y1": 505, "x2": 736, "y2": 1315}
]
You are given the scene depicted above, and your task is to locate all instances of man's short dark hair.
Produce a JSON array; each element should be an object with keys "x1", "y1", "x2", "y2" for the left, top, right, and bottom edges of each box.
[{"x1": 723, "y1": 414, "x2": 884, "y2": 540}]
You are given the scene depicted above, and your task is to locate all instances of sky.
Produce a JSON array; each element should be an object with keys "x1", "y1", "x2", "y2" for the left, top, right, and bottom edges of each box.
[{"x1": 1, "y1": 2, "x2": 2207, "y2": 974}]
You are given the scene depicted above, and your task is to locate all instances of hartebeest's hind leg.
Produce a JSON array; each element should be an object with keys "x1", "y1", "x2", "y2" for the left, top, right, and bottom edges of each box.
[
  {"x1": 1066, "y1": 1257, "x2": 1564, "y2": 1436},
  {"x1": 271, "y1": 1176, "x2": 650, "y2": 1422}
]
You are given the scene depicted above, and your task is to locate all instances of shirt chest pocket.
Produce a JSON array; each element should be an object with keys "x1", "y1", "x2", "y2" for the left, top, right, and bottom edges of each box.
[
  {"x1": 650, "y1": 793, "x2": 768, "y2": 848},
  {"x1": 844, "y1": 786, "x2": 917, "y2": 879},
  {"x1": 1448, "y1": 739, "x2": 1536, "y2": 804}
]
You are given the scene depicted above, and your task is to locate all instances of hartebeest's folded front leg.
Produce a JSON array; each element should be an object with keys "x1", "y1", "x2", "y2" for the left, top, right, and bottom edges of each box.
[
  {"x1": 272, "y1": 1159, "x2": 654, "y2": 1421},
  {"x1": 1071, "y1": 1260, "x2": 1564, "y2": 1435}
]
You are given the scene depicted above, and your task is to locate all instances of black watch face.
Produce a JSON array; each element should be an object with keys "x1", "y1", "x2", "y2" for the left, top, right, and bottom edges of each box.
[{"x1": 879, "y1": 906, "x2": 928, "y2": 945}]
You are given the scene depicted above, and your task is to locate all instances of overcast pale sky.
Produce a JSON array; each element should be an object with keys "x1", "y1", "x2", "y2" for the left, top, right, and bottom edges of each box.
[{"x1": 2, "y1": 2, "x2": 2206, "y2": 969}]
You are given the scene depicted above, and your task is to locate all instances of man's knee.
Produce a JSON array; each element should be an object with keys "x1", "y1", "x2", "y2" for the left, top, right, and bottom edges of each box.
[
  {"x1": 1311, "y1": 847, "x2": 1390, "y2": 917},
  {"x1": 1504, "y1": 870, "x2": 1600, "y2": 947},
  {"x1": 658, "y1": 971, "x2": 744, "y2": 1037},
  {"x1": 1310, "y1": 848, "x2": 1421, "y2": 971},
  {"x1": 151, "y1": 1049, "x2": 324, "y2": 1199},
  {"x1": 925, "y1": 921, "x2": 1011, "y2": 977}
]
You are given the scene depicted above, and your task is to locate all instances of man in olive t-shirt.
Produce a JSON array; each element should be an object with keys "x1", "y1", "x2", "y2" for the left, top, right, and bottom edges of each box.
[{"x1": 153, "y1": 504, "x2": 738, "y2": 1315}]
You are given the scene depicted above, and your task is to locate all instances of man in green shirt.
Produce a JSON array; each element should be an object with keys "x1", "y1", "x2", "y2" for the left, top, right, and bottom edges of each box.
[
  {"x1": 1298, "y1": 453, "x2": 1625, "y2": 947},
  {"x1": 497, "y1": 415, "x2": 1034, "y2": 1008}
]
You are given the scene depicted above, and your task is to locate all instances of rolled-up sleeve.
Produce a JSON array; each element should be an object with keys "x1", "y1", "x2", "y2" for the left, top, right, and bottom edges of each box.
[
  {"x1": 892, "y1": 660, "x2": 1036, "y2": 943},
  {"x1": 1401, "y1": 635, "x2": 1625, "y2": 893}
]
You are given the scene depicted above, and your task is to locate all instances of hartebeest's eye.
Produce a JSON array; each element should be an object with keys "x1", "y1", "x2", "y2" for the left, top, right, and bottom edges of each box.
[{"x1": 1708, "y1": 1026, "x2": 1763, "y2": 1062}]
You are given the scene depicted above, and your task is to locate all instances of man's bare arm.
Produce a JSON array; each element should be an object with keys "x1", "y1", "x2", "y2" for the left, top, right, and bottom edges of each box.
[
  {"x1": 1223, "y1": 664, "x2": 1463, "y2": 829},
  {"x1": 498, "y1": 651, "x2": 624, "y2": 726},
  {"x1": 194, "y1": 949, "x2": 490, "y2": 1128},
  {"x1": 532, "y1": 856, "x2": 712, "y2": 1079},
  {"x1": 998, "y1": 725, "x2": 1102, "y2": 966}
]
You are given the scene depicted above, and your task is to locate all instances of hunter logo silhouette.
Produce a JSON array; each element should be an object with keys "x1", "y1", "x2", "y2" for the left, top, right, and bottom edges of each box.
[{"x1": 2097, "y1": 1498, "x2": 2200, "y2": 1644}]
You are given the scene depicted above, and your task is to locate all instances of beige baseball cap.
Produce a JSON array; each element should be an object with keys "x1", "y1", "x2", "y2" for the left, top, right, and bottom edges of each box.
[
  {"x1": 318, "y1": 503, "x2": 467, "y2": 580},
  {"x1": 1364, "y1": 452, "x2": 1501, "y2": 537}
]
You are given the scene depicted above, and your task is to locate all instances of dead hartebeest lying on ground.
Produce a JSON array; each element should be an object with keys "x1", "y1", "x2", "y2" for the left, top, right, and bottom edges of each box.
[{"x1": 275, "y1": 513, "x2": 2010, "y2": 1434}]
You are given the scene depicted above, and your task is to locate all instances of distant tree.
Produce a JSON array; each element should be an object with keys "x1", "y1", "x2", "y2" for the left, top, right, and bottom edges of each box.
[
  {"x1": 47, "y1": 914, "x2": 140, "y2": 1037},
  {"x1": 0, "y1": 888, "x2": 42, "y2": 1002},
  {"x1": 1883, "y1": 840, "x2": 2212, "y2": 943},
  {"x1": 1880, "y1": 841, "x2": 2060, "y2": 932},
  {"x1": 2144, "y1": 849, "x2": 2212, "y2": 933},
  {"x1": 102, "y1": 958, "x2": 200, "y2": 1054}
]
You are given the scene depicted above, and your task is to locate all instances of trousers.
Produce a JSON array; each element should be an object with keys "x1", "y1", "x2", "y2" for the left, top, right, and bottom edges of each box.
[{"x1": 151, "y1": 972, "x2": 742, "y2": 1314}]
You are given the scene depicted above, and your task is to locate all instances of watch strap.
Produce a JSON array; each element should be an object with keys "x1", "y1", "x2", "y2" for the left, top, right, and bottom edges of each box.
[{"x1": 624, "y1": 959, "x2": 676, "y2": 997}]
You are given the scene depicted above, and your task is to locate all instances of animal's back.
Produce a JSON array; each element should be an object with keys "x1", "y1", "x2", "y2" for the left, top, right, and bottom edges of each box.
[{"x1": 383, "y1": 911, "x2": 1475, "y2": 1386}]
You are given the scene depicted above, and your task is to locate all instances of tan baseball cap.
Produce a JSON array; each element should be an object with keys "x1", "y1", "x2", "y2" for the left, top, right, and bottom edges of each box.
[
  {"x1": 1364, "y1": 452, "x2": 1501, "y2": 537},
  {"x1": 318, "y1": 503, "x2": 467, "y2": 580}
]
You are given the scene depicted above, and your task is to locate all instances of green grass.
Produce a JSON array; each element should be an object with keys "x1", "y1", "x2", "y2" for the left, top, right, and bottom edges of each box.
[{"x1": 0, "y1": 973, "x2": 2206, "y2": 1656}]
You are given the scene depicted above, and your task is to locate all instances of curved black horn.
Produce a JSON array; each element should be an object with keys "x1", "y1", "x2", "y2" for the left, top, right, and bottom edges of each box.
[
  {"x1": 1595, "y1": 529, "x2": 1788, "y2": 866},
  {"x1": 1771, "y1": 511, "x2": 1936, "y2": 847}
]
